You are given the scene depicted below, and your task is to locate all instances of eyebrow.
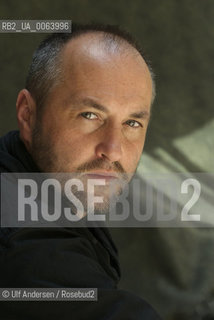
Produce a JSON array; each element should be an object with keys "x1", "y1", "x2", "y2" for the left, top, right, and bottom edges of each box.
[{"x1": 73, "y1": 97, "x2": 150, "y2": 120}]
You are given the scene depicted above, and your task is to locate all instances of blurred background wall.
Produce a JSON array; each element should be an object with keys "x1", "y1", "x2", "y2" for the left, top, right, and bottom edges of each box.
[{"x1": 0, "y1": 1, "x2": 213, "y2": 319}]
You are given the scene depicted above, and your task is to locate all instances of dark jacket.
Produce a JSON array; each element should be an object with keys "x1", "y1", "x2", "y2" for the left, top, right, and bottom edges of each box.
[{"x1": 0, "y1": 131, "x2": 161, "y2": 319}]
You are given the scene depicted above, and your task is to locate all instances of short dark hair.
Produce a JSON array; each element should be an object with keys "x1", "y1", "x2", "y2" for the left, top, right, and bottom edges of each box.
[{"x1": 25, "y1": 23, "x2": 156, "y2": 111}]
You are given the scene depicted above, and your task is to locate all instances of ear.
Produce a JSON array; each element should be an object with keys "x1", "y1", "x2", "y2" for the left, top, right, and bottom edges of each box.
[{"x1": 16, "y1": 89, "x2": 36, "y2": 150}]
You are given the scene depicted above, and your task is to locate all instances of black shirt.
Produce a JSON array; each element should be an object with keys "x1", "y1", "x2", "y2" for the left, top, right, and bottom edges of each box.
[{"x1": 0, "y1": 131, "x2": 161, "y2": 319}]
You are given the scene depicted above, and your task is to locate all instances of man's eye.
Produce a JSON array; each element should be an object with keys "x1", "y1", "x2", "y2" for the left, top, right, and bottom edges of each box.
[
  {"x1": 81, "y1": 112, "x2": 98, "y2": 120},
  {"x1": 126, "y1": 120, "x2": 142, "y2": 128}
]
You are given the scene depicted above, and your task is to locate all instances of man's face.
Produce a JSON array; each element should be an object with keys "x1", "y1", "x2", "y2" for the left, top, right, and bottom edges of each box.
[{"x1": 30, "y1": 34, "x2": 152, "y2": 213}]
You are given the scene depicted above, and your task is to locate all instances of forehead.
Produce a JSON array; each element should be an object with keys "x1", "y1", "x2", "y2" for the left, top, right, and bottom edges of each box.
[{"x1": 58, "y1": 33, "x2": 153, "y2": 108}]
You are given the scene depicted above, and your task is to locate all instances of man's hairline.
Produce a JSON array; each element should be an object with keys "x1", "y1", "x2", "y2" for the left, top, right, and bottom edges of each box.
[{"x1": 35, "y1": 30, "x2": 155, "y2": 113}]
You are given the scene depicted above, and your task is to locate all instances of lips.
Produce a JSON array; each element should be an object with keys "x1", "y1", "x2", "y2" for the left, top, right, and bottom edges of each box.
[{"x1": 83, "y1": 171, "x2": 119, "y2": 180}]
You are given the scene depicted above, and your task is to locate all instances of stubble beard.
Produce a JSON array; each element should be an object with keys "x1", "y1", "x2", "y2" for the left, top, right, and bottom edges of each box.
[{"x1": 30, "y1": 120, "x2": 131, "y2": 217}]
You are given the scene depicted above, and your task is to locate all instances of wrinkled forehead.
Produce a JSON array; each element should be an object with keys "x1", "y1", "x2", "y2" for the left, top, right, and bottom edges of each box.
[{"x1": 57, "y1": 33, "x2": 152, "y2": 108}]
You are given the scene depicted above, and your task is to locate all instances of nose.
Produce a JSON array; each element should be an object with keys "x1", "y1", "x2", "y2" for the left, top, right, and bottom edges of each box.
[{"x1": 95, "y1": 126, "x2": 123, "y2": 162}]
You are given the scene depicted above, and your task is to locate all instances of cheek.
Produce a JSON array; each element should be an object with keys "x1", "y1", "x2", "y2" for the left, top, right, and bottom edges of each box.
[
  {"x1": 123, "y1": 141, "x2": 144, "y2": 172},
  {"x1": 53, "y1": 129, "x2": 94, "y2": 161}
]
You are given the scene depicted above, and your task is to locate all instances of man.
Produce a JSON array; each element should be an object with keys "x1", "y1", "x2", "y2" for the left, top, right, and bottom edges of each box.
[{"x1": 0, "y1": 23, "x2": 160, "y2": 319}]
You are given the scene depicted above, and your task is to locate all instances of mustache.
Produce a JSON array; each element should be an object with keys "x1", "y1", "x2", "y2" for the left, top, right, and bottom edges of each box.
[{"x1": 76, "y1": 158, "x2": 128, "y2": 180}]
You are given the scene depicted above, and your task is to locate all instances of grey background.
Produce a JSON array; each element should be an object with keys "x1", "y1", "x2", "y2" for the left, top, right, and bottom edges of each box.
[{"x1": 0, "y1": 1, "x2": 214, "y2": 319}]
